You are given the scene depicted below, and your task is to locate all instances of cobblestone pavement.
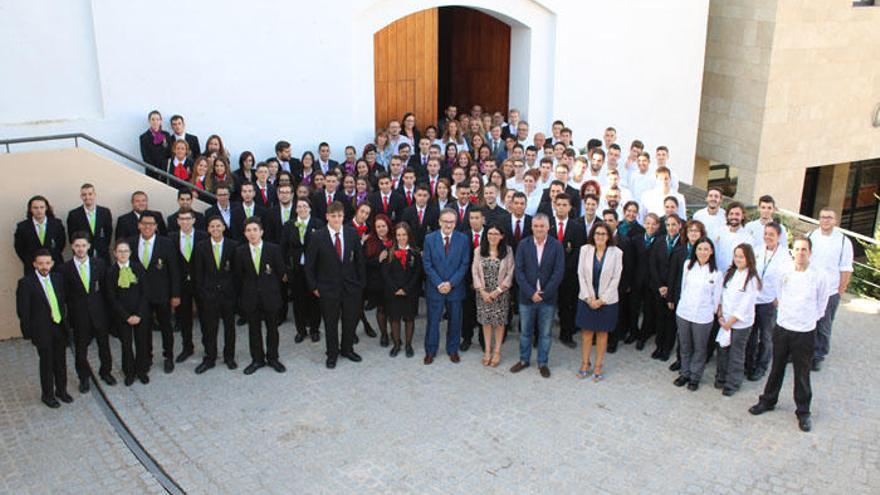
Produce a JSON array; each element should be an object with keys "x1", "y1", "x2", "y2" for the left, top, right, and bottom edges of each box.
[{"x1": 2, "y1": 295, "x2": 879, "y2": 494}]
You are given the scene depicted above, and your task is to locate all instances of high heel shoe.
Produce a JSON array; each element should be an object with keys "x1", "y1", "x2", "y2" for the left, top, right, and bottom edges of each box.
[
  {"x1": 481, "y1": 353, "x2": 491, "y2": 366},
  {"x1": 490, "y1": 351, "x2": 501, "y2": 367},
  {"x1": 577, "y1": 361, "x2": 592, "y2": 379}
]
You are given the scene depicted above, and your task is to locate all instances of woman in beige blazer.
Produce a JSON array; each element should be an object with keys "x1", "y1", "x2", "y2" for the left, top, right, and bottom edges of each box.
[
  {"x1": 472, "y1": 225, "x2": 515, "y2": 366},
  {"x1": 576, "y1": 222, "x2": 623, "y2": 381}
]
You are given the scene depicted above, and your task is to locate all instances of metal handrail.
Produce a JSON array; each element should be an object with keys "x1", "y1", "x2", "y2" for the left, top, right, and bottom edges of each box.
[
  {"x1": 777, "y1": 207, "x2": 879, "y2": 246},
  {"x1": 0, "y1": 133, "x2": 217, "y2": 201}
]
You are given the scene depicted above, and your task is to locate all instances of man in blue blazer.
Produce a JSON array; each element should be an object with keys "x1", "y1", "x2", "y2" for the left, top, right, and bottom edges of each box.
[
  {"x1": 511, "y1": 213, "x2": 565, "y2": 378},
  {"x1": 422, "y1": 208, "x2": 471, "y2": 364}
]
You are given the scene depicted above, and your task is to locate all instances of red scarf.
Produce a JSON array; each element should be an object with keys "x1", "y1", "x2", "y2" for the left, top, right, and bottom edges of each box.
[
  {"x1": 173, "y1": 161, "x2": 189, "y2": 181},
  {"x1": 394, "y1": 248, "x2": 408, "y2": 268},
  {"x1": 352, "y1": 221, "x2": 368, "y2": 237},
  {"x1": 382, "y1": 238, "x2": 393, "y2": 249}
]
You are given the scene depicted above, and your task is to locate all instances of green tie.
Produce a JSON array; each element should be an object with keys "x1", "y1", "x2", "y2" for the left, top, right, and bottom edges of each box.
[
  {"x1": 141, "y1": 239, "x2": 151, "y2": 267},
  {"x1": 253, "y1": 245, "x2": 261, "y2": 273},
  {"x1": 42, "y1": 277, "x2": 61, "y2": 324},
  {"x1": 118, "y1": 266, "x2": 137, "y2": 288},
  {"x1": 87, "y1": 209, "x2": 96, "y2": 234},
  {"x1": 212, "y1": 243, "x2": 221, "y2": 269},
  {"x1": 78, "y1": 261, "x2": 90, "y2": 293},
  {"x1": 183, "y1": 234, "x2": 193, "y2": 262},
  {"x1": 37, "y1": 222, "x2": 46, "y2": 245},
  {"x1": 245, "y1": 204, "x2": 253, "y2": 217},
  {"x1": 282, "y1": 207, "x2": 290, "y2": 224},
  {"x1": 295, "y1": 220, "x2": 307, "y2": 242}
]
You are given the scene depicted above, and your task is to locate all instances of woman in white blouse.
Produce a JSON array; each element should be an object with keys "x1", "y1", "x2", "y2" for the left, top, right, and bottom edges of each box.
[
  {"x1": 673, "y1": 237, "x2": 723, "y2": 391},
  {"x1": 715, "y1": 243, "x2": 761, "y2": 396}
]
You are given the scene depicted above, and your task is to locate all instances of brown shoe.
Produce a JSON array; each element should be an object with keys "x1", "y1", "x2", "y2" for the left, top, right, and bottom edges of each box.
[
  {"x1": 539, "y1": 365, "x2": 551, "y2": 378},
  {"x1": 449, "y1": 353, "x2": 460, "y2": 363},
  {"x1": 423, "y1": 355, "x2": 434, "y2": 365},
  {"x1": 510, "y1": 361, "x2": 529, "y2": 373}
]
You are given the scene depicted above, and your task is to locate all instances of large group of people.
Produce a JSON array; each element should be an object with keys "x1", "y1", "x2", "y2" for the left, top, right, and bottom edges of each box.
[{"x1": 14, "y1": 106, "x2": 855, "y2": 432}]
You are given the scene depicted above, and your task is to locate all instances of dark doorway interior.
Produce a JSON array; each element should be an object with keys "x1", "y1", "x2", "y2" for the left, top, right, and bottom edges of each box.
[{"x1": 438, "y1": 7, "x2": 511, "y2": 122}]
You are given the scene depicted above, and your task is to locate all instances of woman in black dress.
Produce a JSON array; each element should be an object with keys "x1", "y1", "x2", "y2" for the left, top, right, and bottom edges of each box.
[
  {"x1": 381, "y1": 222, "x2": 422, "y2": 357},
  {"x1": 104, "y1": 240, "x2": 150, "y2": 386},
  {"x1": 139, "y1": 110, "x2": 172, "y2": 182},
  {"x1": 363, "y1": 213, "x2": 393, "y2": 345}
]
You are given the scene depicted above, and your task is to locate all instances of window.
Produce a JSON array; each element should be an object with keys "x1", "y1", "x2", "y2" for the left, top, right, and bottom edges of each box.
[{"x1": 853, "y1": 0, "x2": 876, "y2": 7}]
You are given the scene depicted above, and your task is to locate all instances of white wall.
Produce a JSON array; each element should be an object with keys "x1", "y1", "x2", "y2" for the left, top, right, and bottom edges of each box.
[{"x1": 0, "y1": 0, "x2": 708, "y2": 183}]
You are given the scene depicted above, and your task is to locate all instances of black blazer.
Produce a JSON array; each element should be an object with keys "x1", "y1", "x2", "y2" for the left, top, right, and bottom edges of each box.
[
  {"x1": 238, "y1": 202, "x2": 267, "y2": 223},
  {"x1": 104, "y1": 262, "x2": 149, "y2": 324},
  {"x1": 508, "y1": 215, "x2": 533, "y2": 252},
  {"x1": 483, "y1": 205, "x2": 511, "y2": 233},
  {"x1": 613, "y1": 232, "x2": 636, "y2": 293},
  {"x1": 180, "y1": 133, "x2": 201, "y2": 158},
  {"x1": 116, "y1": 210, "x2": 167, "y2": 240},
  {"x1": 192, "y1": 237, "x2": 238, "y2": 301},
  {"x1": 139, "y1": 129, "x2": 172, "y2": 169},
  {"x1": 549, "y1": 217, "x2": 587, "y2": 274},
  {"x1": 168, "y1": 230, "x2": 209, "y2": 287},
  {"x1": 16, "y1": 271, "x2": 67, "y2": 345},
  {"x1": 167, "y1": 210, "x2": 207, "y2": 233},
  {"x1": 450, "y1": 201, "x2": 474, "y2": 232},
  {"x1": 633, "y1": 233, "x2": 658, "y2": 290},
  {"x1": 649, "y1": 235, "x2": 687, "y2": 296},
  {"x1": 310, "y1": 189, "x2": 353, "y2": 221},
  {"x1": 304, "y1": 226, "x2": 366, "y2": 299},
  {"x1": 368, "y1": 190, "x2": 406, "y2": 222},
  {"x1": 127, "y1": 235, "x2": 181, "y2": 304},
  {"x1": 263, "y1": 204, "x2": 295, "y2": 244},
  {"x1": 381, "y1": 248, "x2": 422, "y2": 296},
  {"x1": 61, "y1": 257, "x2": 110, "y2": 331},
  {"x1": 253, "y1": 182, "x2": 277, "y2": 209},
  {"x1": 205, "y1": 202, "x2": 248, "y2": 241},
  {"x1": 66, "y1": 205, "x2": 113, "y2": 261},
  {"x1": 315, "y1": 159, "x2": 340, "y2": 176},
  {"x1": 399, "y1": 204, "x2": 439, "y2": 250},
  {"x1": 233, "y1": 241, "x2": 286, "y2": 312},
  {"x1": 14, "y1": 217, "x2": 66, "y2": 271},
  {"x1": 538, "y1": 186, "x2": 582, "y2": 217},
  {"x1": 280, "y1": 217, "x2": 324, "y2": 270}
]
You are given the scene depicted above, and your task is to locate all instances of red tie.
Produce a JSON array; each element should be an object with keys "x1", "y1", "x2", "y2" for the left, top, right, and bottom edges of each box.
[
  {"x1": 515, "y1": 219, "x2": 522, "y2": 242},
  {"x1": 261, "y1": 187, "x2": 268, "y2": 204},
  {"x1": 383, "y1": 195, "x2": 389, "y2": 212},
  {"x1": 473, "y1": 233, "x2": 480, "y2": 248},
  {"x1": 406, "y1": 191, "x2": 412, "y2": 206},
  {"x1": 326, "y1": 194, "x2": 332, "y2": 206},
  {"x1": 418, "y1": 209, "x2": 424, "y2": 224},
  {"x1": 335, "y1": 232, "x2": 342, "y2": 261},
  {"x1": 444, "y1": 235, "x2": 450, "y2": 255},
  {"x1": 430, "y1": 179, "x2": 435, "y2": 196},
  {"x1": 392, "y1": 178, "x2": 398, "y2": 189},
  {"x1": 459, "y1": 208, "x2": 465, "y2": 221},
  {"x1": 557, "y1": 221, "x2": 565, "y2": 242}
]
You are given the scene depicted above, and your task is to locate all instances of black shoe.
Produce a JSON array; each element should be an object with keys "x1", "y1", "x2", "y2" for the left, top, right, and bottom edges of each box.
[
  {"x1": 749, "y1": 402, "x2": 775, "y2": 415},
  {"x1": 390, "y1": 344, "x2": 401, "y2": 357},
  {"x1": 341, "y1": 351, "x2": 362, "y2": 362},
  {"x1": 353, "y1": 334, "x2": 360, "y2": 345},
  {"x1": 268, "y1": 360, "x2": 286, "y2": 373},
  {"x1": 722, "y1": 388, "x2": 736, "y2": 397},
  {"x1": 364, "y1": 325, "x2": 378, "y2": 338},
  {"x1": 164, "y1": 359, "x2": 174, "y2": 374},
  {"x1": 405, "y1": 344, "x2": 414, "y2": 358},
  {"x1": 798, "y1": 415, "x2": 812, "y2": 432},
  {"x1": 669, "y1": 360, "x2": 681, "y2": 372},
  {"x1": 460, "y1": 340, "x2": 472, "y2": 352},
  {"x1": 635, "y1": 340, "x2": 646, "y2": 351},
  {"x1": 607, "y1": 342, "x2": 618, "y2": 354},
  {"x1": 42, "y1": 396, "x2": 61, "y2": 409},
  {"x1": 658, "y1": 352, "x2": 671, "y2": 362},
  {"x1": 326, "y1": 357, "x2": 337, "y2": 369},
  {"x1": 380, "y1": 334, "x2": 390, "y2": 347},
  {"x1": 651, "y1": 349, "x2": 661, "y2": 359},
  {"x1": 175, "y1": 349, "x2": 193, "y2": 363},
  {"x1": 99, "y1": 372, "x2": 117, "y2": 386},
  {"x1": 124, "y1": 375, "x2": 135, "y2": 387},
  {"x1": 236, "y1": 317, "x2": 246, "y2": 326},
  {"x1": 243, "y1": 361, "x2": 265, "y2": 375},
  {"x1": 624, "y1": 335, "x2": 638, "y2": 345},
  {"x1": 79, "y1": 380, "x2": 90, "y2": 394},
  {"x1": 561, "y1": 339, "x2": 577, "y2": 349},
  {"x1": 811, "y1": 359, "x2": 822, "y2": 372},
  {"x1": 714, "y1": 381, "x2": 724, "y2": 390},
  {"x1": 55, "y1": 390, "x2": 74, "y2": 403},
  {"x1": 225, "y1": 359, "x2": 238, "y2": 370},
  {"x1": 747, "y1": 371, "x2": 765, "y2": 382},
  {"x1": 294, "y1": 333, "x2": 306, "y2": 344},
  {"x1": 673, "y1": 376, "x2": 689, "y2": 387},
  {"x1": 687, "y1": 381, "x2": 700, "y2": 391},
  {"x1": 138, "y1": 374, "x2": 149, "y2": 384},
  {"x1": 195, "y1": 361, "x2": 215, "y2": 374},
  {"x1": 310, "y1": 330, "x2": 320, "y2": 343}
]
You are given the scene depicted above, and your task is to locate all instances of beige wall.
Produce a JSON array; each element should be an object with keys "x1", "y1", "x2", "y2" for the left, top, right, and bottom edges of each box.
[{"x1": 0, "y1": 148, "x2": 206, "y2": 340}]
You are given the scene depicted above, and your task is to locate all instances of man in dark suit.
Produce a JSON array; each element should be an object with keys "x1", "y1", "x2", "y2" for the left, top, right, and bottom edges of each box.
[
  {"x1": 205, "y1": 185, "x2": 246, "y2": 241},
  {"x1": 482, "y1": 183, "x2": 511, "y2": 232},
  {"x1": 62, "y1": 232, "x2": 115, "y2": 393},
  {"x1": 66, "y1": 183, "x2": 113, "y2": 263},
  {"x1": 461, "y1": 207, "x2": 487, "y2": 351},
  {"x1": 450, "y1": 182, "x2": 473, "y2": 232},
  {"x1": 253, "y1": 162, "x2": 277, "y2": 209},
  {"x1": 16, "y1": 249, "x2": 72, "y2": 408},
  {"x1": 169, "y1": 114, "x2": 201, "y2": 157},
  {"x1": 281, "y1": 197, "x2": 324, "y2": 343},
  {"x1": 420, "y1": 157, "x2": 446, "y2": 198},
  {"x1": 263, "y1": 183, "x2": 295, "y2": 322},
  {"x1": 397, "y1": 168, "x2": 418, "y2": 207},
  {"x1": 422, "y1": 208, "x2": 471, "y2": 364},
  {"x1": 305, "y1": 201, "x2": 366, "y2": 369},
  {"x1": 310, "y1": 173, "x2": 352, "y2": 221},
  {"x1": 169, "y1": 208, "x2": 208, "y2": 364},
  {"x1": 270, "y1": 140, "x2": 302, "y2": 176},
  {"x1": 14, "y1": 195, "x2": 66, "y2": 275},
  {"x1": 408, "y1": 137, "x2": 432, "y2": 179},
  {"x1": 115, "y1": 191, "x2": 167, "y2": 240},
  {"x1": 549, "y1": 194, "x2": 587, "y2": 348},
  {"x1": 167, "y1": 189, "x2": 207, "y2": 232},
  {"x1": 128, "y1": 212, "x2": 181, "y2": 374},
  {"x1": 399, "y1": 185, "x2": 439, "y2": 250},
  {"x1": 368, "y1": 173, "x2": 406, "y2": 222},
  {"x1": 192, "y1": 216, "x2": 239, "y2": 373},
  {"x1": 631, "y1": 213, "x2": 661, "y2": 349},
  {"x1": 507, "y1": 192, "x2": 533, "y2": 253},
  {"x1": 510, "y1": 214, "x2": 566, "y2": 378},
  {"x1": 602, "y1": 209, "x2": 635, "y2": 353},
  {"x1": 317, "y1": 142, "x2": 340, "y2": 175},
  {"x1": 538, "y1": 180, "x2": 581, "y2": 220},
  {"x1": 238, "y1": 182, "x2": 267, "y2": 222},
  {"x1": 234, "y1": 218, "x2": 287, "y2": 375}
]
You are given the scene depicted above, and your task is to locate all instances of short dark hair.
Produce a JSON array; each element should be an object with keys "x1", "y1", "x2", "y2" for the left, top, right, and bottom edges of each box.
[
  {"x1": 602, "y1": 208, "x2": 619, "y2": 221},
  {"x1": 275, "y1": 141, "x2": 291, "y2": 153},
  {"x1": 70, "y1": 231, "x2": 91, "y2": 243},
  {"x1": 177, "y1": 189, "x2": 192, "y2": 199},
  {"x1": 170, "y1": 114, "x2": 184, "y2": 124},
  {"x1": 327, "y1": 201, "x2": 346, "y2": 215},
  {"x1": 758, "y1": 195, "x2": 776, "y2": 206},
  {"x1": 244, "y1": 217, "x2": 263, "y2": 229},
  {"x1": 554, "y1": 192, "x2": 571, "y2": 205}
]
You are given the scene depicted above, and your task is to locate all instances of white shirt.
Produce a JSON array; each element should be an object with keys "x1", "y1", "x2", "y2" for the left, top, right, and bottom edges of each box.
[
  {"x1": 511, "y1": 215, "x2": 526, "y2": 237},
  {"x1": 720, "y1": 269, "x2": 759, "y2": 329},
  {"x1": 524, "y1": 189, "x2": 542, "y2": 217},
  {"x1": 629, "y1": 170, "x2": 656, "y2": 202},
  {"x1": 508, "y1": 177, "x2": 525, "y2": 192},
  {"x1": 639, "y1": 188, "x2": 686, "y2": 221},
  {"x1": 676, "y1": 262, "x2": 723, "y2": 324},
  {"x1": 328, "y1": 226, "x2": 344, "y2": 257},
  {"x1": 35, "y1": 270, "x2": 56, "y2": 302},
  {"x1": 715, "y1": 227, "x2": 753, "y2": 272},
  {"x1": 32, "y1": 218, "x2": 47, "y2": 237},
  {"x1": 693, "y1": 207, "x2": 728, "y2": 244},
  {"x1": 179, "y1": 230, "x2": 194, "y2": 256},
  {"x1": 138, "y1": 235, "x2": 155, "y2": 265},
  {"x1": 242, "y1": 202, "x2": 256, "y2": 217},
  {"x1": 776, "y1": 266, "x2": 829, "y2": 332},
  {"x1": 744, "y1": 219, "x2": 787, "y2": 250},
  {"x1": 754, "y1": 243, "x2": 793, "y2": 304},
  {"x1": 217, "y1": 204, "x2": 232, "y2": 227},
  {"x1": 808, "y1": 228, "x2": 854, "y2": 296},
  {"x1": 74, "y1": 256, "x2": 90, "y2": 277},
  {"x1": 249, "y1": 241, "x2": 264, "y2": 268},
  {"x1": 211, "y1": 238, "x2": 224, "y2": 257}
]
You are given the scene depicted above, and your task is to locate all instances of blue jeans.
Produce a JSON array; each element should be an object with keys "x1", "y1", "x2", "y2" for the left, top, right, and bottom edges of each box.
[
  {"x1": 518, "y1": 301, "x2": 555, "y2": 366},
  {"x1": 814, "y1": 293, "x2": 840, "y2": 361},
  {"x1": 425, "y1": 297, "x2": 462, "y2": 356}
]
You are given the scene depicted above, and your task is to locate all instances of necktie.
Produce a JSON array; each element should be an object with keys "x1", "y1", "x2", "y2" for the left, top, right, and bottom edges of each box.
[
  {"x1": 459, "y1": 208, "x2": 465, "y2": 221},
  {"x1": 392, "y1": 178, "x2": 398, "y2": 189},
  {"x1": 261, "y1": 187, "x2": 268, "y2": 204},
  {"x1": 118, "y1": 266, "x2": 137, "y2": 288},
  {"x1": 78, "y1": 262, "x2": 89, "y2": 293},
  {"x1": 183, "y1": 234, "x2": 192, "y2": 262},
  {"x1": 418, "y1": 209, "x2": 424, "y2": 225},
  {"x1": 245, "y1": 205, "x2": 253, "y2": 217},
  {"x1": 253, "y1": 245, "x2": 261, "y2": 273},
  {"x1": 473, "y1": 233, "x2": 480, "y2": 248},
  {"x1": 87, "y1": 210, "x2": 96, "y2": 234},
  {"x1": 557, "y1": 222, "x2": 564, "y2": 242},
  {"x1": 141, "y1": 239, "x2": 151, "y2": 267},
  {"x1": 515, "y1": 220, "x2": 522, "y2": 242},
  {"x1": 383, "y1": 195, "x2": 389, "y2": 212},
  {"x1": 430, "y1": 179, "x2": 435, "y2": 195},
  {"x1": 406, "y1": 191, "x2": 412, "y2": 206},
  {"x1": 422, "y1": 156, "x2": 427, "y2": 165},
  {"x1": 42, "y1": 277, "x2": 61, "y2": 324},
  {"x1": 212, "y1": 243, "x2": 221, "y2": 269},
  {"x1": 295, "y1": 220, "x2": 307, "y2": 242},
  {"x1": 282, "y1": 207, "x2": 290, "y2": 224},
  {"x1": 327, "y1": 194, "x2": 333, "y2": 206},
  {"x1": 335, "y1": 232, "x2": 342, "y2": 261},
  {"x1": 37, "y1": 222, "x2": 46, "y2": 245},
  {"x1": 444, "y1": 236, "x2": 450, "y2": 255}
]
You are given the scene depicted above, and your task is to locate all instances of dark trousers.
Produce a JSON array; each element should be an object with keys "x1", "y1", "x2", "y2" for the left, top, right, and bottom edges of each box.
[
  {"x1": 278, "y1": 279, "x2": 290, "y2": 322},
  {"x1": 118, "y1": 319, "x2": 151, "y2": 378},
  {"x1": 746, "y1": 303, "x2": 777, "y2": 375},
  {"x1": 320, "y1": 294, "x2": 361, "y2": 358},
  {"x1": 247, "y1": 307, "x2": 279, "y2": 363},
  {"x1": 290, "y1": 267, "x2": 320, "y2": 335},
  {"x1": 759, "y1": 326, "x2": 815, "y2": 417},
  {"x1": 632, "y1": 285, "x2": 655, "y2": 341},
  {"x1": 34, "y1": 331, "x2": 68, "y2": 399},
  {"x1": 199, "y1": 299, "x2": 236, "y2": 363},
  {"x1": 174, "y1": 283, "x2": 196, "y2": 354},
  {"x1": 148, "y1": 301, "x2": 173, "y2": 361},
  {"x1": 72, "y1": 321, "x2": 112, "y2": 380},
  {"x1": 715, "y1": 327, "x2": 750, "y2": 392},
  {"x1": 557, "y1": 279, "x2": 578, "y2": 342},
  {"x1": 461, "y1": 287, "x2": 477, "y2": 343},
  {"x1": 654, "y1": 294, "x2": 676, "y2": 353}
]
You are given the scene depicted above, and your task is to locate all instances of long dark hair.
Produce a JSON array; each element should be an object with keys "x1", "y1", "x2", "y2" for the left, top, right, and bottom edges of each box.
[
  {"x1": 365, "y1": 213, "x2": 392, "y2": 258},
  {"x1": 587, "y1": 221, "x2": 616, "y2": 247},
  {"x1": 687, "y1": 237, "x2": 717, "y2": 272},
  {"x1": 480, "y1": 224, "x2": 508, "y2": 260},
  {"x1": 26, "y1": 195, "x2": 54, "y2": 218},
  {"x1": 723, "y1": 242, "x2": 762, "y2": 290}
]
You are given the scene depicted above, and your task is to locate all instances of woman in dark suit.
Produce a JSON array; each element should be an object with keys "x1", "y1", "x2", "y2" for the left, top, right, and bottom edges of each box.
[
  {"x1": 381, "y1": 222, "x2": 422, "y2": 357},
  {"x1": 234, "y1": 151, "x2": 256, "y2": 185},
  {"x1": 104, "y1": 240, "x2": 150, "y2": 386},
  {"x1": 139, "y1": 110, "x2": 172, "y2": 181},
  {"x1": 166, "y1": 139, "x2": 193, "y2": 185},
  {"x1": 363, "y1": 214, "x2": 393, "y2": 345},
  {"x1": 649, "y1": 213, "x2": 687, "y2": 361}
]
